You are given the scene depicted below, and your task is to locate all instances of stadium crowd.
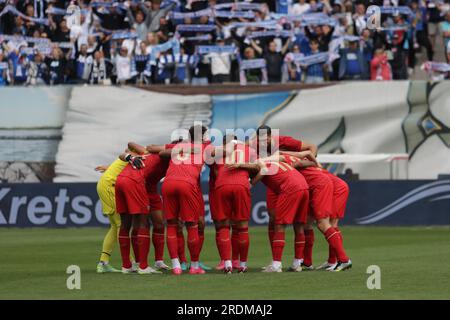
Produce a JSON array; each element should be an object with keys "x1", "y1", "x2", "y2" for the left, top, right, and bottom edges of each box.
[{"x1": 0, "y1": 0, "x2": 450, "y2": 86}]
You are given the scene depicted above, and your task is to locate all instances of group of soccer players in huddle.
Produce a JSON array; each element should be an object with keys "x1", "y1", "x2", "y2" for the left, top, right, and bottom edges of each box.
[{"x1": 96, "y1": 124, "x2": 352, "y2": 275}]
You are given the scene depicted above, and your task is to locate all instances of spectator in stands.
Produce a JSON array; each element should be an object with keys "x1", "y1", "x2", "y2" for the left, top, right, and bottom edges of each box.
[
  {"x1": 126, "y1": 2, "x2": 151, "y2": 41},
  {"x1": 132, "y1": 42, "x2": 152, "y2": 84},
  {"x1": 426, "y1": 0, "x2": 443, "y2": 50},
  {"x1": 114, "y1": 46, "x2": 133, "y2": 84},
  {"x1": 26, "y1": 51, "x2": 48, "y2": 85},
  {"x1": 173, "y1": 47, "x2": 194, "y2": 84},
  {"x1": 0, "y1": 50, "x2": 10, "y2": 86},
  {"x1": 370, "y1": 47, "x2": 393, "y2": 81},
  {"x1": 290, "y1": 0, "x2": 311, "y2": 15},
  {"x1": 303, "y1": 39, "x2": 326, "y2": 84},
  {"x1": 156, "y1": 49, "x2": 175, "y2": 84},
  {"x1": 411, "y1": 0, "x2": 434, "y2": 61},
  {"x1": 251, "y1": 38, "x2": 291, "y2": 83},
  {"x1": 140, "y1": 0, "x2": 176, "y2": 33},
  {"x1": 8, "y1": 44, "x2": 29, "y2": 85},
  {"x1": 441, "y1": 11, "x2": 450, "y2": 59},
  {"x1": 389, "y1": 33, "x2": 408, "y2": 80},
  {"x1": 92, "y1": 4, "x2": 128, "y2": 31},
  {"x1": 88, "y1": 51, "x2": 109, "y2": 85},
  {"x1": 285, "y1": 44, "x2": 304, "y2": 82},
  {"x1": 242, "y1": 46, "x2": 262, "y2": 83},
  {"x1": 75, "y1": 44, "x2": 93, "y2": 83},
  {"x1": 353, "y1": 3, "x2": 367, "y2": 35},
  {"x1": 46, "y1": 47, "x2": 66, "y2": 85},
  {"x1": 205, "y1": 37, "x2": 233, "y2": 83},
  {"x1": 338, "y1": 38, "x2": 369, "y2": 80}
]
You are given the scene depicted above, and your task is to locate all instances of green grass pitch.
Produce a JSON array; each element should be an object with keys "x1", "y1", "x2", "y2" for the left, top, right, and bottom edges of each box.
[{"x1": 1, "y1": 226, "x2": 449, "y2": 299}]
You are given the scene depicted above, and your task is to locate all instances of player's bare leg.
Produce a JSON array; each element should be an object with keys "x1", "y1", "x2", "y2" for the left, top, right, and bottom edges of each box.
[
  {"x1": 185, "y1": 220, "x2": 205, "y2": 275},
  {"x1": 215, "y1": 219, "x2": 232, "y2": 273},
  {"x1": 316, "y1": 217, "x2": 351, "y2": 271},
  {"x1": 150, "y1": 210, "x2": 170, "y2": 270},
  {"x1": 118, "y1": 214, "x2": 134, "y2": 273},
  {"x1": 263, "y1": 224, "x2": 285, "y2": 273},
  {"x1": 289, "y1": 223, "x2": 305, "y2": 272},
  {"x1": 236, "y1": 220, "x2": 250, "y2": 273},
  {"x1": 167, "y1": 218, "x2": 182, "y2": 275}
]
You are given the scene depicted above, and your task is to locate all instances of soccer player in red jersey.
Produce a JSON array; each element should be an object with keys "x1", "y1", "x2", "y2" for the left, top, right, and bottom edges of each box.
[
  {"x1": 213, "y1": 135, "x2": 258, "y2": 273},
  {"x1": 160, "y1": 125, "x2": 209, "y2": 275},
  {"x1": 315, "y1": 172, "x2": 350, "y2": 271},
  {"x1": 253, "y1": 126, "x2": 318, "y2": 269},
  {"x1": 256, "y1": 125, "x2": 352, "y2": 271},
  {"x1": 126, "y1": 141, "x2": 180, "y2": 271},
  {"x1": 231, "y1": 154, "x2": 309, "y2": 272},
  {"x1": 279, "y1": 156, "x2": 352, "y2": 272},
  {"x1": 115, "y1": 153, "x2": 159, "y2": 274}
]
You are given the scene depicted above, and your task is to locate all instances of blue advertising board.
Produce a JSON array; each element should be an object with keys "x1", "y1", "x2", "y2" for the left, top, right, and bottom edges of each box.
[{"x1": 1, "y1": 179, "x2": 450, "y2": 227}]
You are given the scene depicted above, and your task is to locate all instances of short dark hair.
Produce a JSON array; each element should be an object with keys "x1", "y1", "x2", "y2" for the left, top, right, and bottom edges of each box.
[
  {"x1": 189, "y1": 124, "x2": 208, "y2": 142},
  {"x1": 256, "y1": 125, "x2": 272, "y2": 136},
  {"x1": 223, "y1": 134, "x2": 238, "y2": 144}
]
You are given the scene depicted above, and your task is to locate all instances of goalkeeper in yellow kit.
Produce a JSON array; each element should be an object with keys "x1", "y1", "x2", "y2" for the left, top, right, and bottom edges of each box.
[{"x1": 95, "y1": 151, "x2": 144, "y2": 273}]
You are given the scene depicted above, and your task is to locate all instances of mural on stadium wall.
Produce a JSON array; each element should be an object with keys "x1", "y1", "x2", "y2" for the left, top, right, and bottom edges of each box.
[{"x1": 0, "y1": 81, "x2": 450, "y2": 182}]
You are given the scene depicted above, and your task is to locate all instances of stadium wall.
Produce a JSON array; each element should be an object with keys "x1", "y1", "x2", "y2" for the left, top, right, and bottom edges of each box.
[
  {"x1": 1, "y1": 178, "x2": 450, "y2": 227},
  {"x1": 1, "y1": 81, "x2": 449, "y2": 182}
]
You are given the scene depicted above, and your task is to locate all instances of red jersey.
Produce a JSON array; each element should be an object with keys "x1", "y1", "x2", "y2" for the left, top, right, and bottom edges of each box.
[
  {"x1": 119, "y1": 144, "x2": 174, "y2": 184},
  {"x1": 164, "y1": 142, "x2": 206, "y2": 187},
  {"x1": 273, "y1": 135, "x2": 302, "y2": 152},
  {"x1": 298, "y1": 167, "x2": 331, "y2": 187},
  {"x1": 261, "y1": 155, "x2": 308, "y2": 194},
  {"x1": 215, "y1": 144, "x2": 257, "y2": 189}
]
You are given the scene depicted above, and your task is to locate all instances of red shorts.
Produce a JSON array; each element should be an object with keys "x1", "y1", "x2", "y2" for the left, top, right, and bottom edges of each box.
[
  {"x1": 215, "y1": 185, "x2": 251, "y2": 222},
  {"x1": 328, "y1": 174, "x2": 349, "y2": 219},
  {"x1": 308, "y1": 180, "x2": 334, "y2": 221},
  {"x1": 275, "y1": 189, "x2": 309, "y2": 225},
  {"x1": 266, "y1": 187, "x2": 278, "y2": 211},
  {"x1": 148, "y1": 192, "x2": 163, "y2": 212},
  {"x1": 115, "y1": 176, "x2": 149, "y2": 215},
  {"x1": 162, "y1": 180, "x2": 202, "y2": 222}
]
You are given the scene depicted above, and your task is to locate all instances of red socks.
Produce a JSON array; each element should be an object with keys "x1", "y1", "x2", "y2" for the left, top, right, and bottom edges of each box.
[
  {"x1": 166, "y1": 224, "x2": 178, "y2": 260},
  {"x1": 137, "y1": 228, "x2": 150, "y2": 269},
  {"x1": 177, "y1": 230, "x2": 187, "y2": 263},
  {"x1": 187, "y1": 225, "x2": 200, "y2": 262},
  {"x1": 119, "y1": 229, "x2": 132, "y2": 269},
  {"x1": 294, "y1": 233, "x2": 305, "y2": 260},
  {"x1": 268, "y1": 224, "x2": 274, "y2": 244},
  {"x1": 198, "y1": 228, "x2": 205, "y2": 255},
  {"x1": 303, "y1": 229, "x2": 314, "y2": 266},
  {"x1": 217, "y1": 226, "x2": 231, "y2": 261},
  {"x1": 231, "y1": 225, "x2": 239, "y2": 261},
  {"x1": 131, "y1": 228, "x2": 139, "y2": 263},
  {"x1": 328, "y1": 227, "x2": 342, "y2": 264},
  {"x1": 324, "y1": 227, "x2": 349, "y2": 263},
  {"x1": 238, "y1": 227, "x2": 249, "y2": 263},
  {"x1": 271, "y1": 231, "x2": 285, "y2": 262},
  {"x1": 152, "y1": 227, "x2": 165, "y2": 261}
]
